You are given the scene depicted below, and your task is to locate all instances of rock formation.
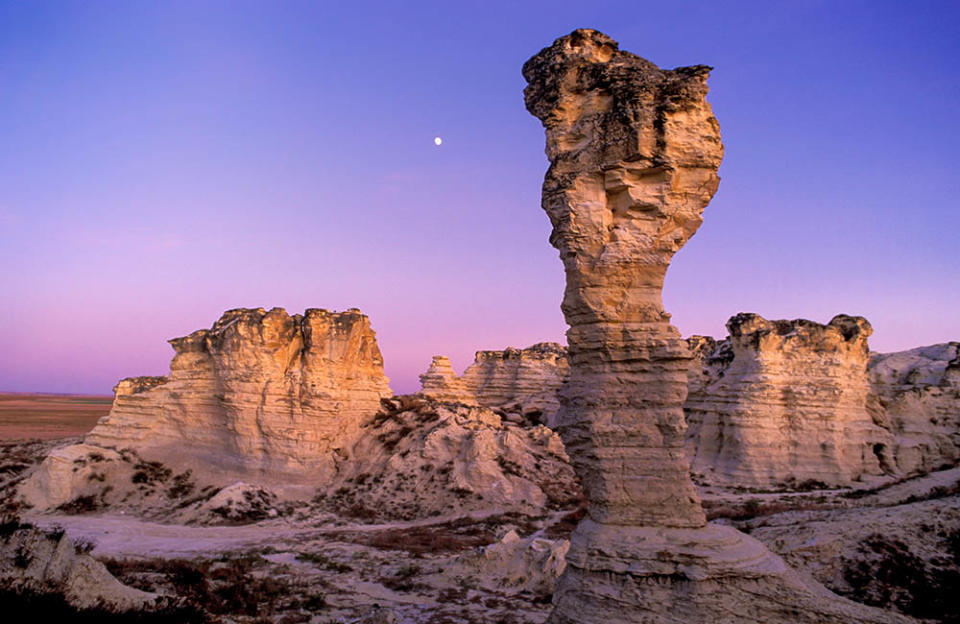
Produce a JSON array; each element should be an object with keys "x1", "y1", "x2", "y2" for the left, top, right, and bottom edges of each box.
[
  {"x1": 419, "y1": 344, "x2": 568, "y2": 425},
  {"x1": 460, "y1": 343, "x2": 568, "y2": 426},
  {"x1": 321, "y1": 395, "x2": 580, "y2": 521},
  {"x1": 868, "y1": 342, "x2": 960, "y2": 475},
  {"x1": 524, "y1": 28, "x2": 906, "y2": 623},
  {"x1": 1, "y1": 521, "x2": 157, "y2": 611},
  {"x1": 419, "y1": 356, "x2": 477, "y2": 405},
  {"x1": 684, "y1": 313, "x2": 895, "y2": 488},
  {"x1": 21, "y1": 308, "x2": 392, "y2": 508}
]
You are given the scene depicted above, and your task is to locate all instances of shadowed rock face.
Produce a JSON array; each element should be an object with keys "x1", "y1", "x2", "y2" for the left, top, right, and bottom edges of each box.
[
  {"x1": 868, "y1": 342, "x2": 960, "y2": 474},
  {"x1": 523, "y1": 26, "x2": 721, "y2": 532},
  {"x1": 524, "y1": 29, "x2": 908, "y2": 624},
  {"x1": 685, "y1": 313, "x2": 896, "y2": 487}
]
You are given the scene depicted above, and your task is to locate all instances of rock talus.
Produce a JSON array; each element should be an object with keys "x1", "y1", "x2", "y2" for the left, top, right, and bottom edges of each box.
[
  {"x1": 524, "y1": 29, "x2": 906, "y2": 623},
  {"x1": 685, "y1": 313, "x2": 895, "y2": 488}
]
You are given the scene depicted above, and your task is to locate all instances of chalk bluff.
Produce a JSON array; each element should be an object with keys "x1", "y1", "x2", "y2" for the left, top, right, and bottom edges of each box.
[
  {"x1": 88, "y1": 307, "x2": 391, "y2": 479},
  {"x1": 21, "y1": 308, "x2": 392, "y2": 508},
  {"x1": 685, "y1": 313, "x2": 896, "y2": 488},
  {"x1": 419, "y1": 343, "x2": 568, "y2": 425},
  {"x1": 523, "y1": 29, "x2": 905, "y2": 623}
]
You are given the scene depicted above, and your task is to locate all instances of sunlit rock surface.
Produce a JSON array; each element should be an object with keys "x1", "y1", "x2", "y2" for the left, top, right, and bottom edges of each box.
[
  {"x1": 524, "y1": 28, "x2": 907, "y2": 623},
  {"x1": 21, "y1": 308, "x2": 392, "y2": 508},
  {"x1": 419, "y1": 344, "x2": 568, "y2": 425},
  {"x1": 419, "y1": 356, "x2": 477, "y2": 405}
]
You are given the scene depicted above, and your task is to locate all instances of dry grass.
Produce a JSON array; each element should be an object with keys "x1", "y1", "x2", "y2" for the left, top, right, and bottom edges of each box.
[{"x1": 0, "y1": 393, "x2": 111, "y2": 440}]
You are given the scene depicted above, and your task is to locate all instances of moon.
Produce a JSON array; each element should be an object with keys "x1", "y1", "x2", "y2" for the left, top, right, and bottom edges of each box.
[{"x1": 434, "y1": 136, "x2": 442, "y2": 146}]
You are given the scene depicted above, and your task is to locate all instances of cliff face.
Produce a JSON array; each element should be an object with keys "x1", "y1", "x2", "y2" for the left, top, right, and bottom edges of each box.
[
  {"x1": 25, "y1": 308, "x2": 391, "y2": 508},
  {"x1": 685, "y1": 313, "x2": 895, "y2": 488},
  {"x1": 419, "y1": 344, "x2": 568, "y2": 426},
  {"x1": 524, "y1": 29, "x2": 906, "y2": 624},
  {"x1": 89, "y1": 307, "x2": 391, "y2": 479},
  {"x1": 868, "y1": 342, "x2": 960, "y2": 475}
]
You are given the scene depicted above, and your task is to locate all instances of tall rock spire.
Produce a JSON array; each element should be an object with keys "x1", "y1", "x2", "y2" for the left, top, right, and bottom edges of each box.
[{"x1": 524, "y1": 29, "x2": 907, "y2": 623}]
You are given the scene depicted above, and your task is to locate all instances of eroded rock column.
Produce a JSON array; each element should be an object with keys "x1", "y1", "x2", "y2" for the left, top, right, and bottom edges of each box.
[
  {"x1": 525, "y1": 29, "x2": 907, "y2": 623},
  {"x1": 524, "y1": 27, "x2": 720, "y2": 532}
]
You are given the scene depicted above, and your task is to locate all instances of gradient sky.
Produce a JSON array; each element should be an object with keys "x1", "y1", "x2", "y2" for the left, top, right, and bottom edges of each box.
[{"x1": 1, "y1": 0, "x2": 958, "y2": 395}]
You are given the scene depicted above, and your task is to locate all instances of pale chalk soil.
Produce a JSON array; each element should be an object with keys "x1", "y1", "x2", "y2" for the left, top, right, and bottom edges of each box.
[
  {"x1": 3, "y1": 437, "x2": 574, "y2": 623},
  {"x1": 3, "y1": 438, "x2": 958, "y2": 623}
]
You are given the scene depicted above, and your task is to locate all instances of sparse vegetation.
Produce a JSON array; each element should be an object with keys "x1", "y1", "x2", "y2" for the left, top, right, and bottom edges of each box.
[
  {"x1": 294, "y1": 551, "x2": 353, "y2": 573},
  {"x1": 842, "y1": 532, "x2": 960, "y2": 621},
  {"x1": 131, "y1": 460, "x2": 172, "y2": 485}
]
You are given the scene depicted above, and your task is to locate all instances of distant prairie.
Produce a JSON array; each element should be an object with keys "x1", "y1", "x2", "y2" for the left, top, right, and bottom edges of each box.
[{"x1": 0, "y1": 393, "x2": 111, "y2": 440}]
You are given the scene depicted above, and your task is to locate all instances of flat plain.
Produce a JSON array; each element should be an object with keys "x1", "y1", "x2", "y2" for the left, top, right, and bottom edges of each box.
[{"x1": 0, "y1": 392, "x2": 111, "y2": 440}]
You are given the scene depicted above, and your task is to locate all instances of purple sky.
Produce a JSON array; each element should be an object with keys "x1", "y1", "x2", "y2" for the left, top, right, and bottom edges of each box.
[{"x1": 1, "y1": 1, "x2": 958, "y2": 395}]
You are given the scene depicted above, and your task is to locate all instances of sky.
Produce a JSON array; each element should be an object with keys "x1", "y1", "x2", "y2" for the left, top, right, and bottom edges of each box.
[{"x1": 1, "y1": 0, "x2": 958, "y2": 395}]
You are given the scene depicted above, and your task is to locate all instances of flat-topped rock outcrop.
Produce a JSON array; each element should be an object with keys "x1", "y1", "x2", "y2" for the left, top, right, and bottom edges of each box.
[
  {"x1": 685, "y1": 313, "x2": 895, "y2": 488},
  {"x1": 524, "y1": 28, "x2": 907, "y2": 624},
  {"x1": 89, "y1": 307, "x2": 391, "y2": 478},
  {"x1": 419, "y1": 344, "x2": 568, "y2": 425},
  {"x1": 461, "y1": 343, "x2": 568, "y2": 425},
  {"x1": 21, "y1": 307, "x2": 392, "y2": 509}
]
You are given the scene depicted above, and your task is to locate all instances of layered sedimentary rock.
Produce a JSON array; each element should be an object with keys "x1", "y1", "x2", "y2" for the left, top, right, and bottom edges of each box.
[
  {"x1": 685, "y1": 313, "x2": 895, "y2": 488},
  {"x1": 419, "y1": 344, "x2": 569, "y2": 425},
  {"x1": 869, "y1": 343, "x2": 960, "y2": 475},
  {"x1": 23, "y1": 308, "x2": 392, "y2": 508},
  {"x1": 419, "y1": 356, "x2": 477, "y2": 404},
  {"x1": 461, "y1": 343, "x2": 568, "y2": 425},
  {"x1": 524, "y1": 29, "x2": 905, "y2": 623}
]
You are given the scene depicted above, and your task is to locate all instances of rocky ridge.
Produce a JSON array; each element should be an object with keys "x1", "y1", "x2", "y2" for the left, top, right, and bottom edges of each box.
[
  {"x1": 524, "y1": 28, "x2": 906, "y2": 623},
  {"x1": 318, "y1": 395, "x2": 580, "y2": 521},
  {"x1": 0, "y1": 520, "x2": 157, "y2": 612}
]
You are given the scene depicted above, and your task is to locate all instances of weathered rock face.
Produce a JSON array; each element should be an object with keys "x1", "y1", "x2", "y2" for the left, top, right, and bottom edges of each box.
[
  {"x1": 685, "y1": 313, "x2": 896, "y2": 488},
  {"x1": 525, "y1": 29, "x2": 906, "y2": 624},
  {"x1": 869, "y1": 343, "x2": 960, "y2": 475},
  {"x1": 524, "y1": 28, "x2": 721, "y2": 529},
  {"x1": 461, "y1": 343, "x2": 568, "y2": 426},
  {"x1": 419, "y1": 356, "x2": 477, "y2": 405},
  {"x1": 1, "y1": 522, "x2": 157, "y2": 611},
  {"x1": 321, "y1": 396, "x2": 580, "y2": 521},
  {"x1": 419, "y1": 344, "x2": 569, "y2": 425},
  {"x1": 90, "y1": 307, "x2": 390, "y2": 478},
  {"x1": 23, "y1": 308, "x2": 392, "y2": 508}
]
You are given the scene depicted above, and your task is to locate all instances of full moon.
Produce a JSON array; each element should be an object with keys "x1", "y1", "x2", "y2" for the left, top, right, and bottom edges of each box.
[{"x1": 434, "y1": 136, "x2": 442, "y2": 146}]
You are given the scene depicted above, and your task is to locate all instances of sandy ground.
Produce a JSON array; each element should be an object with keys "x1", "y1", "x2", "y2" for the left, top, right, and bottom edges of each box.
[{"x1": 0, "y1": 392, "x2": 111, "y2": 440}]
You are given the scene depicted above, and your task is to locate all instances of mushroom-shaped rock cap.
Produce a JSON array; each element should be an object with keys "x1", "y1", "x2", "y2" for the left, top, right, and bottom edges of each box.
[{"x1": 523, "y1": 28, "x2": 717, "y2": 167}]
